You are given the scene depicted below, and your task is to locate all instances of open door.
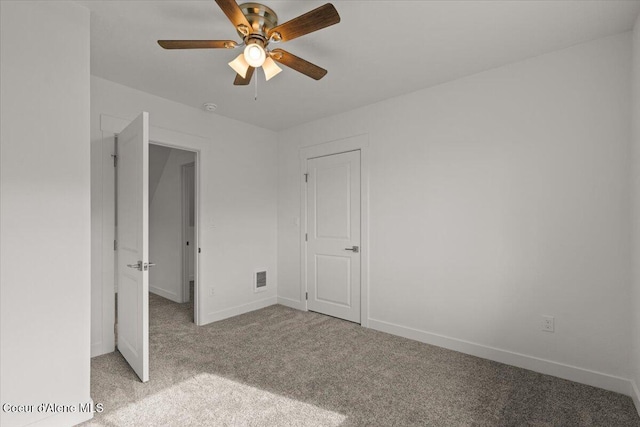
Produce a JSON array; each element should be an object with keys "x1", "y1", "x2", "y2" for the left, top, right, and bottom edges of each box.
[{"x1": 116, "y1": 112, "x2": 150, "y2": 382}]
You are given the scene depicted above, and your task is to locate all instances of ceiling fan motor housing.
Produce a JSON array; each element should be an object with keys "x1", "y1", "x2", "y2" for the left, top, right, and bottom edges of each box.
[{"x1": 238, "y1": 3, "x2": 278, "y2": 39}]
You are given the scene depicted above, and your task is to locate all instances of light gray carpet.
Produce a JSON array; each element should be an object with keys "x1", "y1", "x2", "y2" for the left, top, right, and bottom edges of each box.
[{"x1": 84, "y1": 293, "x2": 640, "y2": 426}]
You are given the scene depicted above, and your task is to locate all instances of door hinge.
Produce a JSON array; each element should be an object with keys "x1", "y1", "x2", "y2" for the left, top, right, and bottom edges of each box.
[
  {"x1": 111, "y1": 154, "x2": 118, "y2": 167},
  {"x1": 305, "y1": 233, "x2": 308, "y2": 242},
  {"x1": 113, "y1": 240, "x2": 117, "y2": 251},
  {"x1": 304, "y1": 173, "x2": 308, "y2": 183},
  {"x1": 305, "y1": 292, "x2": 308, "y2": 300}
]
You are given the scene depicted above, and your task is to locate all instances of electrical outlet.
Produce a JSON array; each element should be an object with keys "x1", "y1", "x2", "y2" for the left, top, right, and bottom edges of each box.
[
  {"x1": 209, "y1": 287, "x2": 215, "y2": 296},
  {"x1": 541, "y1": 315, "x2": 554, "y2": 332}
]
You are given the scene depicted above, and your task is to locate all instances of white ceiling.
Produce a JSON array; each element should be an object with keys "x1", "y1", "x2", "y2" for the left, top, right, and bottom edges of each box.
[{"x1": 79, "y1": 0, "x2": 640, "y2": 131}]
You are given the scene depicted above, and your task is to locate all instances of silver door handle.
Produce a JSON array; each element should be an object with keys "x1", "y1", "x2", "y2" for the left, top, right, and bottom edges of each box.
[
  {"x1": 127, "y1": 261, "x2": 142, "y2": 270},
  {"x1": 344, "y1": 246, "x2": 359, "y2": 253},
  {"x1": 127, "y1": 261, "x2": 155, "y2": 271}
]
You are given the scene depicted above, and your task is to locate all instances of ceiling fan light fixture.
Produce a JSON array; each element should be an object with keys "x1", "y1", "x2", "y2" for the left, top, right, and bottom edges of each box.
[
  {"x1": 228, "y1": 53, "x2": 250, "y2": 78},
  {"x1": 159, "y1": 2, "x2": 341, "y2": 86},
  {"x1": 243, "y1": 40, "x2": 266, "y2": 68},
  {"x1": 262, "y1": 56, "x2": 282, "y2": 81}
]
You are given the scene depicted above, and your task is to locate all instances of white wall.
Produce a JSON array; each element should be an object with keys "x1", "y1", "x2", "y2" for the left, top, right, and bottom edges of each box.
[
  {"x1": 631, "y1": 13, "x2": 640, "y2": 413},
  {"x1": 149, "y1": 147, "x2": 195, "y2": 302},
  {"x1": 0, "y1": 2, "x2": 92, "y2": 426},
  {"x1": 91, "y1": 76, "x2": 278, "y2": 356},
  {"x1": 278, "y1": 33, "x2": 633, "y2": 394},
  {"x1": 149, "y1": 144, "x2": 171, "y2": 201}
]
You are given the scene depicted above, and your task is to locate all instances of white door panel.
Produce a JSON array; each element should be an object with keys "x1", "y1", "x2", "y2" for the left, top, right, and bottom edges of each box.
[
  {"x1": 307, "y1": 150, "x2": 361, "y2": 323},
  {"x1": 116, "y1": 112, "x2": 149, "y2": 382},
  {"x1": 315, "y1": 163, "x2": 351, "y2": 239},
  {"x1": 315, "y1": 255, "x2": 351, "y2": 306}
]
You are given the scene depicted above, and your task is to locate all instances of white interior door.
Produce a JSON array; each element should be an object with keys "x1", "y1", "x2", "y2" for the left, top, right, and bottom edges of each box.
[
  {"x1": 306, "y1": 150, "x2": 361, "y2": 323},
  {"x1": 116, "y1": 112, "x2": 149, "y2": 382}
]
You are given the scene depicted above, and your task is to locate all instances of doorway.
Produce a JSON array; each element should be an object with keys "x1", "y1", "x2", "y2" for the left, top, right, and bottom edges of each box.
[
  {"x1": 148, "y1": 144, "x2": 196, "y2": 318},
  {"x1": 300, "y1": 134, "x2": 370, "y2": 326},
  {"x1": 103, "y1": 112, "x2": 204, "y2": 382},
  {"x1": 113, "y1": 120, "x2": 199, "y2": 382}
]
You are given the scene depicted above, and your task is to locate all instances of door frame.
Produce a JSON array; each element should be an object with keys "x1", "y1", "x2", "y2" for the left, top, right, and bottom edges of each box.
[
  {"x1": 299, "y1": 134, "x2": 370, "y2": 327},
  {"x1": 99, "y1": 114, "x2": 205, "y2": 357},
  {"x1": 181, "y1": 161, "x2": 195, "y2": 303}
]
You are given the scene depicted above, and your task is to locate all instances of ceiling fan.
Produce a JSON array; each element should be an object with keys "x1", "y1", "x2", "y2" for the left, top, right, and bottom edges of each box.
[{"x1": 158, "y1": 0, "x2": 340, "y2": 85}]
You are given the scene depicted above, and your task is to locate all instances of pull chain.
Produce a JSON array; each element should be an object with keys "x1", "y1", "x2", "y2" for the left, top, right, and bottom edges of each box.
[{"x1": 254, "y1": 67, "x2": 258, "y2": 101}]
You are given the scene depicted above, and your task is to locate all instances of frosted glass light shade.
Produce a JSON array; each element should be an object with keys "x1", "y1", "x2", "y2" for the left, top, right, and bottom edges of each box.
[
  {"x1": 244, "y1": 43, "x2": 266, "y2": 67},
  {"x1": 228, "y1": 54, "x2": 250, "y2": 78},
  {"x1": 262, "y1": 57, "x2": 282, "y2": 81}
]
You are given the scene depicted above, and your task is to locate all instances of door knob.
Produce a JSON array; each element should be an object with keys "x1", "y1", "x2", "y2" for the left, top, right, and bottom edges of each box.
[
  {"x1": 344, "y1": 246, "x2": 359, "y2": 253},
  {"x1": 126, "y1": 261, "x2": 156, "y2": 271},
  {"x1": 127, "y1": 261, "x2": 142, "y2": 270}
]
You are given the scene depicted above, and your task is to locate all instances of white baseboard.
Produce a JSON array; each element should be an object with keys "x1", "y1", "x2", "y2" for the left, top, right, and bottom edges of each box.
[
  {"x1": 632, "y1": 380, "x2": 640, "y2": 417},
  {"x1": 150, "y1": 285, "x2": 181, "y2": 303},
  {"x1": 91, "y1": 341, "x2": 115, "y2": 358},
  {"x1": 277, "y1": 296, "x2": 306, "y2": 311},
  {"x1": 368, "y1": 318, "x2": 631, "y2": 396},
  {"x1": 202, "y1": 296, "x2": 277, "y2": 324}
]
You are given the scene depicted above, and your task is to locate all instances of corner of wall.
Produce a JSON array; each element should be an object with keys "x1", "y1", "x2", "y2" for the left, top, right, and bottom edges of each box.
[
  {"x1": 277, "y1": 296, "x2": 306, "y2": 311},
  {"x1": 632, "y1": 380, "x2": 640, "y2": 417},
  {"x1": 631, "y1": 10, "x2": 640, "y2": 416},
  {"x1": 202, "y1": 296, "x2": 277, "y2": 324}
]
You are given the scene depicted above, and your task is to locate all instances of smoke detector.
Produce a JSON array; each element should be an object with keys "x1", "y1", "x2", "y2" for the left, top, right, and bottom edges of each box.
[{"x1": 203, "y1": 103, "x2": 217, "y2": 112}]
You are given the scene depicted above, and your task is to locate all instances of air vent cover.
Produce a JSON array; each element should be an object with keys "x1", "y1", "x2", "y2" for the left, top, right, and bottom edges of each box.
[{"x1": 255, "y1": 271, "x2": 267, "y2": 291}]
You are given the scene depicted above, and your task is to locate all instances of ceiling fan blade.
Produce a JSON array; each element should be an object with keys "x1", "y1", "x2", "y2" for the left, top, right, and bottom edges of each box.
[
  {"x1": 234, "y1": 66, "x2": 255, "y2": 85},
  {"x1": 215, "y1": 0, "x2": 252, "y2": 35},
  {"x1": 267, "y1": 3, "x2": 340, "y2": 42},
  {"x1": 158, "y1": 40, "x2": 237, "y2": 49},
  {"x1": 270, "y1": 49, "x2": 327, "y2": 80}
]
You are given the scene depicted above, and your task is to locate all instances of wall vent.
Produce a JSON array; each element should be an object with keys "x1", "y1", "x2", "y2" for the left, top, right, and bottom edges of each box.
[{"x1": 255, "y1": 271, "x2": 267, "y2": 292}]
